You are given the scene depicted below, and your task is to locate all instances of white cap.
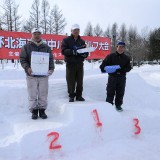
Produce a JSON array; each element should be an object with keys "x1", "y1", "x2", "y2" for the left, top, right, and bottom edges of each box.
[
  {"x1": 31, "y1": 28, "x2": 42, "y2": 34},
  {"x1": 71, "y1": 24, "x2": 80, "y2": 30}
]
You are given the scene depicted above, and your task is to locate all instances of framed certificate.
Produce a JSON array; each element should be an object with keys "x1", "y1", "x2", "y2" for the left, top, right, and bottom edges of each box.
[
  {"x1": 77, "y1": 47, "x2": 95, "y2": 54},
  {"x1": 31, "y1": 51, "x2": 49, "y2": 76}
]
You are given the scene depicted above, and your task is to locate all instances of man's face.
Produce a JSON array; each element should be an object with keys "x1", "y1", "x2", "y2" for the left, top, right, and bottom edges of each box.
[
  {"x1": 116, "y1": 45, "x2": 125, "y2": 54},
  {"x1": 32, "y1": 32, "x2": 42, "y2": 42},
  {"x1": 71, "y1": 29, "x2": 80, "y2": 37}
]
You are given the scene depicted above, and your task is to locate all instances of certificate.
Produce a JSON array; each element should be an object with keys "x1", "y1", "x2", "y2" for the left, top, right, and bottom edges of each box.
[
  {"x1": 77, "y1": 47, "x2": 95, "y2": 54},
  {"x1": 31, "y1": 51, "x2": 49, "y2": 76}
]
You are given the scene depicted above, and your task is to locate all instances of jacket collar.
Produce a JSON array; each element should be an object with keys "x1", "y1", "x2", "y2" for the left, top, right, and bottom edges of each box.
[
  {"x1": 29, "y1": 38, "x2": 43, "y2": 46},
  {"x1": 70, "y1": 34, "x2": 81, "y2": 40},
  {"x1": 116, "y1": 51, "x2": 124, "y2": 56}
]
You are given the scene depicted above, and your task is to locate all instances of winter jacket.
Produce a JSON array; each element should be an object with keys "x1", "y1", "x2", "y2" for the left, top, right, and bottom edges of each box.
[
  {"x1": 20, "y1": 39, "x2": 54, "y2": 76},
  {"x1": 100, "y1": 52, "x2": 131, "y2": 76},
  {"x1": 61, "y1": 34, "x2": 89, "y2": 63}
]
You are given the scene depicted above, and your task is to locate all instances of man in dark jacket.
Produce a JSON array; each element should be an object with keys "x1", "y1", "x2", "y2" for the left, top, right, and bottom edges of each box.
[
  {"x1": 100, "y1": 42, "x2": 131, "y2": 111},
  {"x1": 61, "y1": 24, "x2": 89, "y2": 102},
  {"x1": 20, "y1": 28, "x2": 54, "y2": 119}
]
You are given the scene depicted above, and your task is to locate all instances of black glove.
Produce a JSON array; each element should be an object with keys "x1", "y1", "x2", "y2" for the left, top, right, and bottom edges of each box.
[
  {"x1": 73, "y1": 50, "x2": 78, "y2": 56},
  {"x1": 72, "y1": 45, "x2": 86, "y2": 56},
  {"x1": 80, "y1": 53, "x2": 88, "y2": 58},
  {"x1": 72, "y1": 46, "x2": 78, "y2": 56},
  {"x1": 116, "y1": 68, "x2": 125, "y2": 74}
]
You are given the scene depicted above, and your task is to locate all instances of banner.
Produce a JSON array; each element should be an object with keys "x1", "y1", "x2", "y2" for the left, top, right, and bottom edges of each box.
[{"x1": 0, "y1": 31, "x2": 111, "y2": 60}]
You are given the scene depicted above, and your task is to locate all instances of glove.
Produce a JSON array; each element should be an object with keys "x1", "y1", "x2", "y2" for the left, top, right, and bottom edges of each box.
[
  {"x1": 80, "y1": 53, "x2": 88, "y2": 58},
  {"x1": 48, "y1": 70, "x2": 54, "y2": 76},
  {"x1": 101, "y1": 69, "x2": 106, "y2": 73},
  {"x1": 73, "y1": 50, "x2": 78, "y2": 56},
  {"x1": 72, "y1": 45, "x2": 86, "y2": 56},
  {"x1": 116, "y1": 68, "x2": 125, "y2": 74},
  {"x1": 72, "y1": 46, "x2": 78, "y2": 56}
]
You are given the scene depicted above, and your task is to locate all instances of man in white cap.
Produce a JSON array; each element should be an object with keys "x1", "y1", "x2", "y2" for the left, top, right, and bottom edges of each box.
[
  {"x1": 61, "y1": 24, "x2": 89, "y2": 102},
  {"x1": 20, "y1": 28, "x2": 54, "y2": 119}
]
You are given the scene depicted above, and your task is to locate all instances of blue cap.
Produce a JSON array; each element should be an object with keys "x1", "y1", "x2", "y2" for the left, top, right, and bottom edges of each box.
[{"x1": 117, "y1": 42, "x2": 125, "y2": 46}]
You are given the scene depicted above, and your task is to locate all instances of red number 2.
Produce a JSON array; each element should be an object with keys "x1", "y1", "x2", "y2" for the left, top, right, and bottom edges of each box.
[
  {"x1": 133, "y1": 118, "x2": 141, "y2": 135},
  {"x1": 47, "y1": 132, "x2": 62, "y2": 150}
]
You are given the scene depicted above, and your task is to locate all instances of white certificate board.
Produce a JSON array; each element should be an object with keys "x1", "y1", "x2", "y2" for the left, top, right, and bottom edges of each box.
[
  {"x1": 31, "y1": 51, "x2": 49, "y2": 76},
  {"x1": 77, "y1": 47, "x2": 96, "y2": 54}
]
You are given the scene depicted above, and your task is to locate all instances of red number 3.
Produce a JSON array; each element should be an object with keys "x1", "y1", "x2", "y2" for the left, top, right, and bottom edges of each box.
[
  {"x1": 133, "y1": 118, "x2": 141, "y2": 135},
  {"x1": 47, "y1": 132, "x2": 62, "y2": 150}
]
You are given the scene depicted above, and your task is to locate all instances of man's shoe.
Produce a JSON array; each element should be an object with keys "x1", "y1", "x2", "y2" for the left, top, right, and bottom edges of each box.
[
  {"x1": 115, "y1": 105, "x2": 123, "y2": 112},
  {"x1": 106, "y1": 98, "x2": 113, "y2": 105},
  {"x1": 76, "y1": 97, "x2": 85, "y2": 101},
  {"x1": 39, "y1": 109, "x2": 48, "y2": 119},
  {"x1": 69, "y1": 98, "x2": 74, "y2": 102},
  {"x1": 32, "y1": 109, "x2": 38, "y2": 120}
]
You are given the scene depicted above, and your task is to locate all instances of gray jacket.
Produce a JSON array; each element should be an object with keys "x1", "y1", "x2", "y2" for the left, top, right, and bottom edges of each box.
[{"x1": 20, "y1": 39, "x2": 55, "y2": 76}]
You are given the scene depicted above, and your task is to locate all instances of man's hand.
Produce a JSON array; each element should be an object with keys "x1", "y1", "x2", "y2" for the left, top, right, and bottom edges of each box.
[
  {"x1": 80, "y1": 53, "x2": 88, "y2": 58},
  {"x1": 72, "y1": 45, "x2": 86, "y2": 56},
  {"x1": 48, "y1": 70, "x2": 54, "y2": 76},
  {"x1": 72, "y1": 46, "x2": 78, "y2": 56},
  {"x1": 27, "y1": 68, "x2": 32, "y2": 76},
  {"x1": 73, "y1": 50, "x2": 78, "y2": 56}
]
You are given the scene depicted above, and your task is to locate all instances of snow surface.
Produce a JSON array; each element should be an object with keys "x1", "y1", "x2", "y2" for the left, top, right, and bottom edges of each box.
[{"x1": 0, "y1": 61, "x2": 160, "y2": 160}]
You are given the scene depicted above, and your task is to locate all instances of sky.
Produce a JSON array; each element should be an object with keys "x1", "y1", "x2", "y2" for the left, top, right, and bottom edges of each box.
[{"x1": 13, "y1": 0, "x2": 160, "y2": 35}]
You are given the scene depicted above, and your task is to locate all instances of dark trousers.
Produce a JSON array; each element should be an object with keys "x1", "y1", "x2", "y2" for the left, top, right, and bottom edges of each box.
[
  {"x1": 106, "y1": 75, "x2": 126, "y2": 106},
  {"x1": 66, "y1": 62, "x2": 84, "y2": 98}
]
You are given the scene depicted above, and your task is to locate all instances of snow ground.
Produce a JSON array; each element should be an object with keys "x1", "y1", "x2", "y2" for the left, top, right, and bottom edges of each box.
[{"x1": 0, "y1": 61, "x2": 160, "y2": 160}]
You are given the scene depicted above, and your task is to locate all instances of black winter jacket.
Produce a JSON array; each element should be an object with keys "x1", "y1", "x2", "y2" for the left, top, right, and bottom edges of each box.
[
  {"x1": 100, "y1": 52, "x2": 131, "y2": 76},
  {"x1": 61, "y1": 35, "x2": 88, "y2": 63}
]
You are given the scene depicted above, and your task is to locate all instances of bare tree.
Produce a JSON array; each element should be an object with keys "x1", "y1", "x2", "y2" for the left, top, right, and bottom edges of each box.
[
  {"x1": 119, "y1": 23, "x2": 127, "y2": 42},
  {"x1": 48, "y1": 12, "x2": 54, "y2": 34},
  {"x1": 22, "y1": 0, "x2": 40, "y2": 32},
  {"x1": 0, "y1": 16, "x2": 2, "y2": 30},
  {"x1": 127, "y1": 25, "x2": 138, "y2": 66},
  {"x1": 22, "y1": 20, "x2": 34, "y2": 33},
  {"x1": 50, "y1": 5, "x2": 66, "y2": 34},
  {"x1": 13, "y1": 5, "x2": 21, "y2": 31},
  {"x1": 104, "y1": 25, "x2": 111, "y2": 37},
  {"x1": 41, "y1": 0, "x2": 50, "y2": 34},
  {"x1": 94, "y1": 24, "x2": 103, "y2": 36},
  {"x1": 1, "y1": 0, "x2": 20, "y2": 31},
  {"x1": 29, "y1": 0, "x2": 41, "y2": 28},
  {"x1": 111, "y1": 22, "x2": 118, "y2": 52},
  {"x1": 139, "y1": 27, "x2": 150, "y2": 61},
  {"x1": 84, "y1": 22, "x2": 93, "y2": 36}
]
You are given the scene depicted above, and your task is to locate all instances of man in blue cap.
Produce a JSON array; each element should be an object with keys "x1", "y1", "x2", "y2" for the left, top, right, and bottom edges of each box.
[{"x1": 100, "y1": 42, "x2": 131, "y2": 111}]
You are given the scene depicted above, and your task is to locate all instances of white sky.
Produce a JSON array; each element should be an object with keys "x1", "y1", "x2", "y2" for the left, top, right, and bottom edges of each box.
[{"x1": 13, "y1": 0, "x2": 160, "y2": 35}]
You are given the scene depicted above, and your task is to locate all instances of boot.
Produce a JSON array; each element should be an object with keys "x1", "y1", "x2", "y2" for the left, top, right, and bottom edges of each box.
[
  {"x1": 32, "y1": 109, "x2": 38, "y2": 120},
  {"x1": 39, "y1": 109, "x2": 47, "y2": 119},
  {"x1": 115, "y1": 105, "x2": 123, "y2": 112},
  {"x1": 76, "y1": 97, "x2": 85, "y2": 101},
  {"x1": 69, "y1": 97, "x2": 74, "y2": 102},
  {"x1": 106, "y1": 98, "x2": 114, "y2": 105}
]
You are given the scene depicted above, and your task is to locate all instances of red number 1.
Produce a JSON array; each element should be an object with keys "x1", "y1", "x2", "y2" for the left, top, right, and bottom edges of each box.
[
  {"x1": 47, "y1": 132, "x2": 62, "y2": 150},
  {"x1": 92, "y1": 109, "x2": 102, "y2": 127}
]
